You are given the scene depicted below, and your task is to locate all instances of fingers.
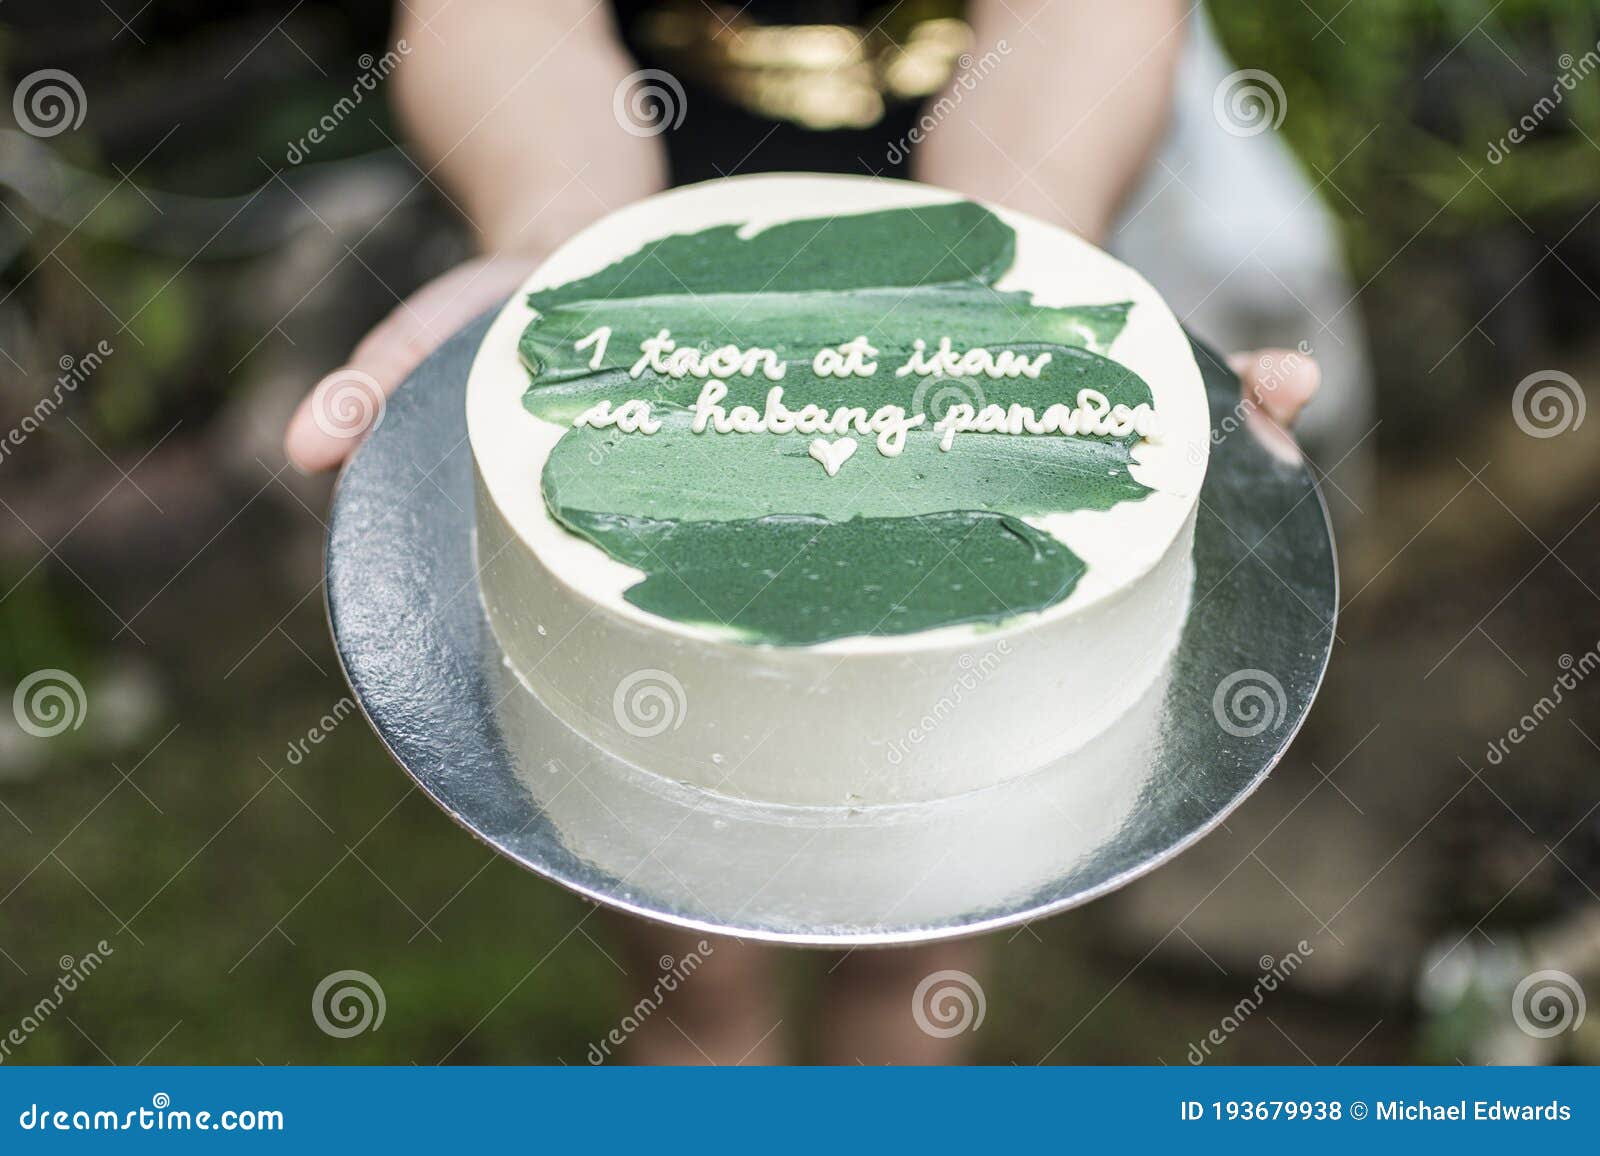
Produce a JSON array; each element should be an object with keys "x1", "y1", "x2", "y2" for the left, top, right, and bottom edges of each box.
[
  {"x1": 1227, "y1": 347, "x2": 1320, "y2": 429},
  {"x1": 285, "y1": 255, "x2": 539, "y2": 474}
]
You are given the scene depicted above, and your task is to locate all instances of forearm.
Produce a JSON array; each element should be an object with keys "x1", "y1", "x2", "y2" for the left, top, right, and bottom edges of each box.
[
  {"x1": 392, "y1": 0, "x2": 667, "y2": 255},
  {"x1": 914, "y1": 0, "x2": 1185, "y2": 243}
]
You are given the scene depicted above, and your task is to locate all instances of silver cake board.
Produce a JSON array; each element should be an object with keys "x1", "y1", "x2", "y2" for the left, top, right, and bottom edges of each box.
[{"x1": 326, "y1": 311, "x2": 1337, "y2": 947}]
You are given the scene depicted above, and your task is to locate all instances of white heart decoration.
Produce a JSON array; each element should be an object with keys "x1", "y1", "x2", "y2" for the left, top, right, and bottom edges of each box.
[{"x1": 808, "y1": 436, "x2": 858, "y2": 477}]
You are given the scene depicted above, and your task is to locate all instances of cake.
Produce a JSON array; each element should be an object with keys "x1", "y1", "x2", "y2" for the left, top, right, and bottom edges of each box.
[{"x1": 468, "y1": 174, "x2": 1209, "y2": 806}]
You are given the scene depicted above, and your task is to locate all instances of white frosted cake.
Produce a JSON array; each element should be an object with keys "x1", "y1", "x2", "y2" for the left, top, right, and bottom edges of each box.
[{"x1": 468, "y1": 174, "x2": 1209, "y2": 806}]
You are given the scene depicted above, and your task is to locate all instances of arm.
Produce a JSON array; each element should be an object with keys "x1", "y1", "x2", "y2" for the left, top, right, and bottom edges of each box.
[
  {"x1": 914, "y1": 0, "x2": 1185, "y2": 244},
  {"x1": 915, "y1": 4, "x2": 1316, "y2": 426},
  {"x1": 392, "y1": 0, "x2": 666, "y2": 254},
  {"x1": 286, "y1": 0, "x2": 665, "y2": 472}
]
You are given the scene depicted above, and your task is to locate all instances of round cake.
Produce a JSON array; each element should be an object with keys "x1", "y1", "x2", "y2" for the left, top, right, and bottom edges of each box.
[{"x1": 468, "y1": 174, "x2": 1209, "y2": 806}]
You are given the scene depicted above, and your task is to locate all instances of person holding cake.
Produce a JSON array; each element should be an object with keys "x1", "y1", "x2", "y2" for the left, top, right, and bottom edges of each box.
[{"x1": 285, "y1": 0, "x2": 1321, "y2": 1064}]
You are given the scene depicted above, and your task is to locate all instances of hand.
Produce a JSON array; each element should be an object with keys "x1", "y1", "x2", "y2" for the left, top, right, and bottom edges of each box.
[
  {"x1": 1229, "y1": 347, "x2": 1320, "y2": 428},
  {"x1": 284, "y1": 255, "x2": 540, "y2": 474},
  {"x1": 1227, "y1": 347, "x2": 1319, "y2": 463}
]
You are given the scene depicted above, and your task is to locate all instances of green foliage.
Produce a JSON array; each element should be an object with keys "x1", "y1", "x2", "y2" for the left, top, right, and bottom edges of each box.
[{"x1": 1211, "y1": 0, "x2": 1600, "y2": 267}]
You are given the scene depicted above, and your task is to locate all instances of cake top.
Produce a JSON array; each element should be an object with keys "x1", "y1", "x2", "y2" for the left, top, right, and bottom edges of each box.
[{"x1": 468, "y1": 174, "x2": 1208, "y2": 648}]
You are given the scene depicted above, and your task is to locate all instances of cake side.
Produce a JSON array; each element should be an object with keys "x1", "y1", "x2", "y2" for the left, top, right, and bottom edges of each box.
[{"x1": 478, "y1": 474, "x2": 1194, "y2": 804}]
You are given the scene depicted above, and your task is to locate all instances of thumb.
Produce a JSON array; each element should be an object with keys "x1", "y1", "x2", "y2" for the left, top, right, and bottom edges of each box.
[
  {"x1": 285, "y1": 255, "x2": 538, "y2": 473},
  {"x1": 1227, "y1": 348, "x2": 1320, "y2": 429}
]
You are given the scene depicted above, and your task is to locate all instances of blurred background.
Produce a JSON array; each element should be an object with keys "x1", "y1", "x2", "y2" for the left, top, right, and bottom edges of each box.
[{"x1": 2, "y1": 0, "x2": 1598, "y2": 1065}]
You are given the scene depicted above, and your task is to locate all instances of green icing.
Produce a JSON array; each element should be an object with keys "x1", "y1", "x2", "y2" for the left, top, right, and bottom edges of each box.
[
  {"x1": 526, "y1": 201, "x2": 1014, "y2": 312},
  {"x1": 525, "y1": 340, "x2": 1148, "y2": 425},
  {"x1": 555, "y1": 510, "x2": 1086, "y2": 647},
  {"x1": 520, "y1": 289, "x2": 1131, "y2": 381},
  {"x1": 517, "y1": 200, "x2": 1162, "y2": 646},
  {"x1": 542, "y1": 348, "x2": 1153, "y2": 524}
]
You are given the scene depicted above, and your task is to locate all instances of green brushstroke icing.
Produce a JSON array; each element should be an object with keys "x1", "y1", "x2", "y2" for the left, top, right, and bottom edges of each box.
[
  {"x1": 524, "y1": 340, "x2": 1147, "y2": 425},
  {"x1": 526, "y1": 201, "x2": 1014, "y2": 312},
  {"x1": 517, "y1": 200, "x2": 1161, "y2": 645},
  {"x1": 520, "y1": 290, "x2": 1131, "y2": 382},
  {"x1": 556, "y1": 509, "x2": 1086, "y2": 647},
  {"x1": 542, "y1": 350, "x2": 1153, "y2": 523}
]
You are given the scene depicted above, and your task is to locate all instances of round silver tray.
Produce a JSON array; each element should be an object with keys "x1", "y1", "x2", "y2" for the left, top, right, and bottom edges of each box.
[{"x1": 326, "y1": 312, "x2": 1336, "y2": 946}]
